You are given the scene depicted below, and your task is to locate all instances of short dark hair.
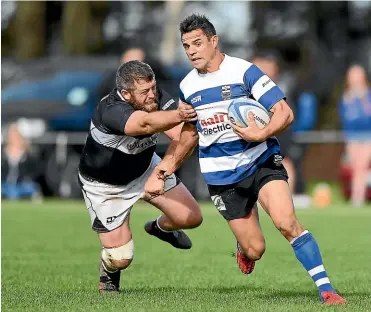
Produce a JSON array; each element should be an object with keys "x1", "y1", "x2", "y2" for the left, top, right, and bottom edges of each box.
[
  {"x1": 179, "y1": 14, "x2": 216, "y2": 39},
  {"x1": 116, "y1": 60, "x2": 155, "y2": 91}
]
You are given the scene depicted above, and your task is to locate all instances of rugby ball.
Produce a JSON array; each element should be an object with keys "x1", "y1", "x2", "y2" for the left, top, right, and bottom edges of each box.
[{"x1": 228, "y1": 98, "x2": 271, "y2": 129}]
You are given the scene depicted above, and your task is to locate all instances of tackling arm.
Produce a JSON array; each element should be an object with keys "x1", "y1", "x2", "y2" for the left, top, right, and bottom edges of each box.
[
  {"x1": 156, "y1": 122, "x2": 199, "y2": 178},
  {"x1": 124, "y1": 110, "x2": 186, "y2": 136},
  {"x1": 143, "y1": 122, "x2": 198, "y2": 198}
]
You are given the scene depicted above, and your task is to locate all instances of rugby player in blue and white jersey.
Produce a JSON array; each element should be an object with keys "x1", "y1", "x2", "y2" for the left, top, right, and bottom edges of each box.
[{"x1": 145, "y1": 14, "x2": 346, "y2": 304}]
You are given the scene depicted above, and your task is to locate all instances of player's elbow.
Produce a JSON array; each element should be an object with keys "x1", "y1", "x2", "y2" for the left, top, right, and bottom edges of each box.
[
  {"x1": 139, "y1": 116, "x2": 158, "y2": 135},
  {"x1": 183, "y1": 123, "x2": 199, "y2": 146},
  {"x1": 188, "y1": 132, "x2": 199, "y2": 153},
  {"x1": 140, "y1": 123, "x2": 156, "y2": 135},
  {"x1": 189, "y1": 130, "x2": 199, "y2": 146},
  {"x1": 272, "y1": 100, "x2": 294, "y2": 126},
  {"x1": 281, "y1": 101, "x2": 294, "y2": 126},
  {"x1": 287, "y1": 107, "x2": 294, "y2": 125},
  {"x1": 125, "y1": 123, "x2": 153, "y2": 136},
  {"x1": 280, "y1": 101, "x2": 294, "y2": 126},
  {"x1": 124, "y1": 111, "x2": 158, "y2": 136}
]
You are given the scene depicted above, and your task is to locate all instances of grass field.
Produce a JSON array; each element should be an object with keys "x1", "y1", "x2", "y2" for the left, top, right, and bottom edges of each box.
[{"x1": 2, "y1": 200, "x2": 371, "y2": 312}]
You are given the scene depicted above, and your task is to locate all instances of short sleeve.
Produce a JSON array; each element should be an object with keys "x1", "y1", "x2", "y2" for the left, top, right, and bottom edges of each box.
[
  {"x1": 158, "y1": 88, "x2": 177, "y2": 111},
  {"x1": 102, "y1": 102, "x2": 135, "y2": 133},
  {"x1": 178, "y1": 86, "x2": 197, "y2": 125},
  {"x1": 179, "y1": 88, "x2": 187, "y2": 103},
  {"x1": 243, "y1": 64, "x2": 285, "y2": 110}
]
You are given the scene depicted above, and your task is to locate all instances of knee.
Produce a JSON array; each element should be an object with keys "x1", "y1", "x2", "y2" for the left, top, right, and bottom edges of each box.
[
  {"x1": 187, "y1": 211, "x2": 203, "y2": 229},
  {"x1": 239, "y1": 239, "x2": 266, "y2": 261},
  {"x1": 111, "y1": 258, "x2": 132, "y2": 270},
  {"x1": 102, "y1": 239, "x2": 134, "y2": 271},
  {"x1": 275, "y1": 217, "x2": 304, "y2": 241},
  {"x1": 248, "y1": 244, "x2": 266, "y2": 261},
  {"x1": 175, "y1": 208, "x2": 203, "y2": 229}
]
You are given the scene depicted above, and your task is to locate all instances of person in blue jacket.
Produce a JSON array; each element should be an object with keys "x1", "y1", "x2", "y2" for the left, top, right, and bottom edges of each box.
[{"x1": 338, "y1": 64, "x2": 371, "y2": 206}]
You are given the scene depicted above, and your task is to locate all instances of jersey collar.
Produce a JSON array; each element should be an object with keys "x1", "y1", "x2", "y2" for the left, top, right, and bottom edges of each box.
[{"x1": 117, "y1": 90, "x2": 125, "y2": 101}]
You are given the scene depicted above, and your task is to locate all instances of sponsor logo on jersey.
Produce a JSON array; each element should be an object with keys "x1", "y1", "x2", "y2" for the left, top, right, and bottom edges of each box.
[
  {"x1": 191, "y1": 95, "x2": 202, "y2": 105},
  {"x1": 127, "y1": 135, "x2": 157, "y2": 151},
  {"x1": 162, "y1": 99, "x2": 175, "y2": 110},
  {"x1": 199, "y1": 112, "x2": 232, "y2": 135},
  {"x1": 262, "y1": 78, "x2": 272, "y2": 88}
]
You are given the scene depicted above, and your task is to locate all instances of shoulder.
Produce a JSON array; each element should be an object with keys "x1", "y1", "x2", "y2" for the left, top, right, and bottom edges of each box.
[
  {"x1": 101, "y1": 89, "x2": 132, "y2": 109},
  {"x1": 180, "y1": 68, "x2": 199, "y2": 92},
  {"x1": 157, "y1": 88, "x2": 176, "y2": 110},
  {"x1": 227, "y1": 55, "x2": 253, "y2": 70},
  {"x1": 223, "y1": 55, "x2": 255, "y2": 82},
  {"x1": 94, "y1": 89, "x2": 134, "y2": 126},
  {"x1": 222, "y1": 55, "x2": 254, "y2": 76}
]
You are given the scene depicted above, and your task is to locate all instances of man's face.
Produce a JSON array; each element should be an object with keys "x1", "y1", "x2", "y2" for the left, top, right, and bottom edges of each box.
[
  {"x1": 122, "y1": 79, "x2": 158, "y2": 112},
  {"x1": 181, "y1": 29, "x2": 218, "y2": 72},
  {"x1": 120, "y1": 48, "x2": 145, "y2": 64},
  {"x1": 347, "y1": 65, "x2": 368, "y2": 91}
]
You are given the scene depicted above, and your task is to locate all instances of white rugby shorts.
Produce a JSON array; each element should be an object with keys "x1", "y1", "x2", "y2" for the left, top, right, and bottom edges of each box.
[{"x1": 79, "y1": 154, "x2": 178, "y2": 232}]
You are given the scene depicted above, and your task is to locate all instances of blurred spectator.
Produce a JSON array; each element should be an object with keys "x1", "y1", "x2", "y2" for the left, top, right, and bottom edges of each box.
[
  {"x1": 99, "y1": 47, "x2": 170, "y2": 99},
  {"x1": 1, "y1": 123, "x2": 41, "y2": 201},
  {"x1": 120, "y1": 47, "x2": 145, "y2": 63},
  {"x1": 338, "y1": 64, "x2": 371, "y2": 206}
]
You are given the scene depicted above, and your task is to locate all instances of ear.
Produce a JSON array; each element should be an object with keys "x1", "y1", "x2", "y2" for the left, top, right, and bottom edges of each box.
[
  {"x1": 121, "y1": 90, "x2": 131, "y2": 102},
  {"x1": 211, "y1": 35, "x2": 219, "y2": 49}
]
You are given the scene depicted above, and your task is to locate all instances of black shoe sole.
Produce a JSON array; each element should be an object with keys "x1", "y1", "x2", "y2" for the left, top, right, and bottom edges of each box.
[{"x1": 144, "y1": 221, "x2": 192, "y2": 249}]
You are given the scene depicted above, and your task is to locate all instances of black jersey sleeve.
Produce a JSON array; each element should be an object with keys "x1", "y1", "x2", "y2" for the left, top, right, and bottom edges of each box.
[
  {"x1": 158, "y1": 88, "x2": 178, "y2": 111},
  {"x1": 102, "y1": 102, "x2": 135, "y2": 133}
]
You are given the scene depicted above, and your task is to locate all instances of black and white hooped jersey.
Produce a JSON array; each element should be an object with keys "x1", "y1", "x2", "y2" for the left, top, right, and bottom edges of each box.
[{"x1": 78, "y1": 88, "x2": 177, "y2": 185}]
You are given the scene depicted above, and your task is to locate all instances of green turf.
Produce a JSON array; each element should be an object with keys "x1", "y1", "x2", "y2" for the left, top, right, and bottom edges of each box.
[{"x1": 2, "y1": 200, "x2": 371, "y2": 312}]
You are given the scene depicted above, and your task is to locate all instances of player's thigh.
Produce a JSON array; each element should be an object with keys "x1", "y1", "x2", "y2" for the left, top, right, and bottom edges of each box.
[
  {"x1": 258, "y1": 179, "x2": 294, "y2": 219},
  {"x1": 254, "y1": 155, "x2": 303, "y2": 239},
  {"x1": 79, "y1": 174, "x2": 137, "y2": 247},
  {"x1": 208, "y1": 178, "x2": 255, "y2": 221},
  {"x1": 228, "y1": 204, "x2": 265, "y2": 251},
  {"x1": 208, "y1": 176, "x2": 264, "y2": 247},
  {"x1": 99, "y1": 214, "x2": 132, "y2": 248},
  {"x1": 258, "y1": 179, "x2": 303, "y2": 239},
  {"x1": 148, "y1": 181, "x2": 202, "y2": 227}
]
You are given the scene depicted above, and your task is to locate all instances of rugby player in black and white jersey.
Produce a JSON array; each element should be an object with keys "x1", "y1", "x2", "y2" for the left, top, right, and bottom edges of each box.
[{"x1": 78, "y1": 61, "x2": 202, "y2": 293}]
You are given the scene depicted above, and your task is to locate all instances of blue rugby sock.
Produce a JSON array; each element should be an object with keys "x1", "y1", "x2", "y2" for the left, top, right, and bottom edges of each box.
[{"x1": 291, "y1": 230, "x2": 334, "y2": 293}]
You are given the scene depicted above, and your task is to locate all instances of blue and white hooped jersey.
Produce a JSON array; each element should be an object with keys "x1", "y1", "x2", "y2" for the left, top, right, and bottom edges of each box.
[{"x1": 179, "y1": 54, "x2": 285, "y2": 185}]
